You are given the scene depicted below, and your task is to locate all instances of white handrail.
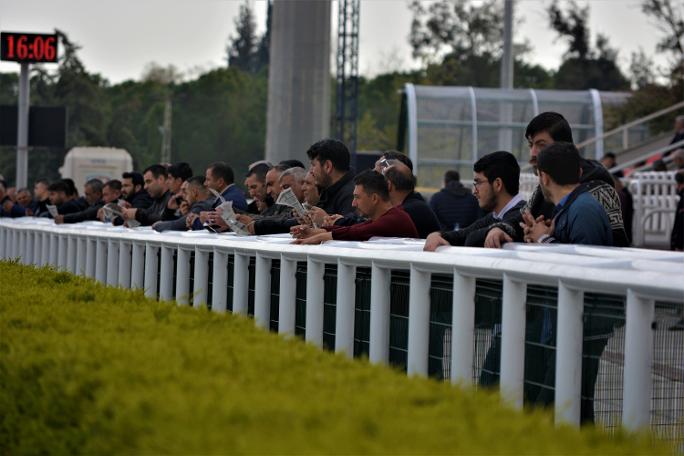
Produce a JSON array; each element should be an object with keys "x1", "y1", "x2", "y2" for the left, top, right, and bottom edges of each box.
[{"x1": 0, "y1": 218, "x2": 682, "y2": 433}]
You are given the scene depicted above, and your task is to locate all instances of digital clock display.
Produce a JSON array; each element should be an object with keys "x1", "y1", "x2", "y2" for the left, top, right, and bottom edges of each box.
[{"x1": 1, "y1": 32, "x2": 59, "y2": 64}]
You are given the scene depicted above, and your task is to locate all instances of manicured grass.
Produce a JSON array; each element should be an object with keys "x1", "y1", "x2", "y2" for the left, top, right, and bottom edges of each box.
[{"x1": 0, "y1": 261, "x2": 663, "y2": 454}]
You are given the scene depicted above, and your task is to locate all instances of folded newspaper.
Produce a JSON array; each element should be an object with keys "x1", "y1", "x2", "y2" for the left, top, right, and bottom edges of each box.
[
  {"x1": 217, "y1": 200, "x2": 250, "y2": 236},
  {"x1": 276, "y1": 188, "x2": 318, "y2": 228},
  {"x1": 46, "y1": 204, "x2": 59, "y2": 218}
]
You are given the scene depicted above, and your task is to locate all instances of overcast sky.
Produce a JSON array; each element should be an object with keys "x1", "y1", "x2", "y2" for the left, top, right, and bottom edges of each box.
[{"x1": 0, "y1": 0, "x2": 671, "y2": 84}]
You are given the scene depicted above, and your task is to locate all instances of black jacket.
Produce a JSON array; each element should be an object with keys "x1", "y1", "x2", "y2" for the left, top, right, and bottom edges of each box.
[
  {"x1": 429, "y1": 182, "x2": 481, "y2": 231},
  {"x1": 128, "y1": 190, "x2": 154, "y2": 210},
  {"x1": 402, "y1": 192, "x2": 441, "y2": 238},
  {"x1": 442, "y1": 200, "x2": 527, "y2": 247},
  {"x1": 153, "y1": 197, "x2": 214, "y2": 232},
  {"x1": 135, "y1": 191, "x2": 174, "y2": 226},
  {"x1": 317, "y1": 172, "x2": 354, "y2": 216},
  {"x1": 492, "y1": 159, "x2": 630, "y2": 246},
  {"x1": 57, "y1": 197, "x2": 89, "y2": 215},
  {"x1": 671, "y1": 188, "x2": 684, "y2": 251},
  {"x1": 62, "y1": 200, "x2": 105, "y2": 223}
]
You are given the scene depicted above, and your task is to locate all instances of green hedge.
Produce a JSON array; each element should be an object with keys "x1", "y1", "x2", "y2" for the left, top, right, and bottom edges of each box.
[{"x1": 0, "y1": 261, "x2": 662, "y2": 454}]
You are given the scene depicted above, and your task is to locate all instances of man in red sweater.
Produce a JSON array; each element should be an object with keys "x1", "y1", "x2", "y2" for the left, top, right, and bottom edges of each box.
[{"x1": 292, "y1": 170, "x2": 418, "y2": 244}]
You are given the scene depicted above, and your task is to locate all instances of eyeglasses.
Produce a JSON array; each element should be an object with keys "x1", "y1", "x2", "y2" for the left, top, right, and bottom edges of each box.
[{"x1": 473, "y1": 179, "x2": 488, "y2": 188}]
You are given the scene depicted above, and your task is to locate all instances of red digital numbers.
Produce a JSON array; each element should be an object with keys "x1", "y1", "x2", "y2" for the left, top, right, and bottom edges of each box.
[{"x1": 1, "y1": 32, "x2": 58, "y2": 63}]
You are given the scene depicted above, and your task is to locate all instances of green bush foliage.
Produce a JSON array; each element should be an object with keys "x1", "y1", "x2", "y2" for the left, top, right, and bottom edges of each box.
[{"x1": 0, "y1": 261, "x2": 664, "y2": 454}]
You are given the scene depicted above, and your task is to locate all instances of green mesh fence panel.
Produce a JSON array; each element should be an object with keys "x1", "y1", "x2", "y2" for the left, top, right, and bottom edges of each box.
[
  {"x1": 353, "y1": 267, "x2": 372, "y2": 357},
  {"x1": 323, "y1": 264, "x2": 338, "y2": 351},
  {"x1": 270, "y1": 259, "x2": 280, "y2": 332},
  {"x1": 295, "y1": 262, "x2": 307, "y2": 338},
  {"x1": 389, "y1": 270, "x2": 410, "y2": 372}
]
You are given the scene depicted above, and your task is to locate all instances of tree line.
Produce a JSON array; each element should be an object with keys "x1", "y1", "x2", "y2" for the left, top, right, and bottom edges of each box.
[{"x1": 0, "y1": 0, "x2": 681, "y2": 186}]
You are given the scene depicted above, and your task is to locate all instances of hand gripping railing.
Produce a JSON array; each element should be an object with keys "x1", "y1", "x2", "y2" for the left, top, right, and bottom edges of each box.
[{"x1": 1, "y1": 218, "x2": 682, "y2": 432}]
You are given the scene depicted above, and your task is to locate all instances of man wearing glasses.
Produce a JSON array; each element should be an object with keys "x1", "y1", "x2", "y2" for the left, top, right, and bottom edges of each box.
[{"x1": 424, "y1": 151, "x2": 524, "y2": 250}]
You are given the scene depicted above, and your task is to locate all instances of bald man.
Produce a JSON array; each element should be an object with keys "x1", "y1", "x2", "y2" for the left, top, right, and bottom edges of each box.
[{"x1": 383, "y1": 161, "x2": 441, "y2": 238}]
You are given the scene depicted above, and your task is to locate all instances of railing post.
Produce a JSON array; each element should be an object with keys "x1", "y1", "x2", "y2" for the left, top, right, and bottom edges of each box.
[
  {"x1": 254, "y1": 253, "x2": 272, "y2": 329},
  {"x1": 369, "y1": 262, "x2": 391, "y2": 364},
  {"x1": 32, "y1": 230, "x2": 42, "y2": 266},
  {"x1": 48, "y1": 233, "x2": 58, "y2": 267},
  {"x1": 211, "y1": 250, "x2": 228, "y2": 313},
  {"x1": 131, "y1": 242, "x2": 145, "y2": 289},
  {"x1": 175, "y1": 247, "x2": 190, "y2": 305},
  {"x1": 143, "y1": 244, "x2": 160, "y2": 299},
  {"x1": 24, "y1": 232, "x2": 33, "y2": 265},
  {"x1": 334, "y1": 261, "x2": 356, "y2": 356},
  {"x1": 75, "y1": 236, "x2": 86, "y2": 276},
  {"x1": 278, "y1": 256, "x2": 298, "y2": 335},
  {"x1": 232, "y1": 253, "x2": 249, "y2": 315},
  {"x1": 118, "y1": 241, "x2": 131, "y2": 288},
  {"x1": 159, "y1": 246, "x2": 174, "y2": 301},
  {"x1": 193, "y1": 248, "x2": 209, "y2": 309},
  {"x1": 555, "y1": 281, "x2": 584, "y2": 427},
  {"x1": 17, "y1": 230, "x2": 25, "y2": 263},
  {"x1": 305, "y1": 258, "x2": 325, "y2": 347},
  {"x1": 85, "y1": 238, "x2": 97, "y2": 279},
  {"x1": 106, "y1": 238, "x2": 119, "y2": 286},
  {"x1": 500, "y1": 273, "x2": 527, "y2": 410},
  {"x1": 407, "y1": 265, "x2": 431, "y2": 377},
  {"x1": 451, "y1": 271, "x2": 476, "y2": 385},
  {"x1": 95, "y1": 239, "x2": 108, "y2": 283},
  {"x1": 623, "y1": 289, "x2": 655, "y2": 431},
  {"x1": 67, "y1": 236, "x2": 77, "y2": 273},
  {"x1": 57, "y1": 234, "x2": 68, "y2": 271}
]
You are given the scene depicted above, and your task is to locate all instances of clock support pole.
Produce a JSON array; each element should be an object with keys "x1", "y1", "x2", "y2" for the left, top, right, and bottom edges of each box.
[{"x1": 16, "y1": 62, "x2": 29, "y2": 189}]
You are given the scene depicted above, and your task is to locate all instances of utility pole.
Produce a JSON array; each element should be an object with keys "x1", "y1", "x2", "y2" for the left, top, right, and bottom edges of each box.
[
  {"x1": 16, "y1": 62, "x2": 29, "y2": 189},
  {"x1": 498, "y1": 0, "x2": 514, "y2": 153},
  {"x1": 160, "y1": 97, "x2": 172, "y2": 164}
]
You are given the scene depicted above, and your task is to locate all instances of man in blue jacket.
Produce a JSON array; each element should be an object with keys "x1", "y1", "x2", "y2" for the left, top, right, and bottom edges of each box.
[{"x1": 524, "y1": 142, "x2": 613, "y2": 246}]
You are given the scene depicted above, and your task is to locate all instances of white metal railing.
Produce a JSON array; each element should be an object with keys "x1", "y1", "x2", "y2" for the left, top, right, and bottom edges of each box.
[
  {"x1": 628, "y1": 171, "x2": 679, "y2": 248},
  {"x1": 0, "y1": 218, "x2": 682, "y2": 433}
]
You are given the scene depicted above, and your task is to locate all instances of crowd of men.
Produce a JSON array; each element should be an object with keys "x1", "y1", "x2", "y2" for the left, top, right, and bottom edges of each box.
[
  {"x1": 1, "y1": 111, "x2": 682, "y2": 254},
  {"x1": 1, "y1": 110, "x2": 683, "y2": 419}
]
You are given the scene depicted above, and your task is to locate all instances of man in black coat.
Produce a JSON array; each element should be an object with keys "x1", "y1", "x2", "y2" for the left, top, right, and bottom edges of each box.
[
  {"x1": 384, "y1": 161, "x2": 440, "y2": 238},
  {"x1": 306, "y1": 139, "x2": 355, "y2": 223},
  {"x1": 424, "y1": 151, "x2": 525, "y2": 250},
  {"x1": 122, "y1": 164, "x2": 174, "y2": 226},
  {"x1": 430, "y1": 170, "x2": 480, "y2": 231}
]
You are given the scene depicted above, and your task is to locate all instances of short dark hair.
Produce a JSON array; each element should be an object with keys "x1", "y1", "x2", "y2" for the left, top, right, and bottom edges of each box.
[
  {"x1": 675, "y1": 171, "x2": 684, "y2": 185},
  {"x1": 537, "y1": 142, "x2": 581, "y2": 186},
  {"x1": 381, "y1": 150, "x2": 413, "y2": 171},
  {"x1": 279, "y1": 159, "x2": 305, "y2": 169},
  {"x1": 208, "y1": 162, "x2": 235, "y2": 185},
  {"x1": 473, "y1": 151, "x2": 520, "y2": 195},
  {"x1": 85, "y1": 179, "x2": 104, "y2": 194},
  {"x1": 168, "y1": 162, "x2": 193, "y2": 181},
  {"x1": 353, "y1": 170, "x2": 390, "y2": 201},
  {"x1": 525, "y1": 112, "x2": 574, "y2": 144},
  {"x1": 306, "y1": 139, "x2": 351, "y2": 172},
  {"x1": 104, "y1": 179, "x2": 122, "y2": 192},
  {"x1": 35, "y1": 178, "x2": 49, "y2": 187},
  {"x1": 602, "y1": 152, "x2": 616, "y2": 160},
  {"x1": 246, "y1": 162, "x2": 271, "y2": 181},
  {"x1": 122, "y1": 172, "x2": 144, "y2": 187},
  {"x1": 48, "y1": 181, "x2": 69, "y2": 193},
  {"x1": 444, "y1": 170, "x2": 460, "y2": 184},
  {"x1": 143, "y1": 164, "x2": 168, "y2": 179},
  {"x1": 186, "y1": 176, "x2": 206, "y2": 188},
  {"x1": 384, "y1": 166, "x2": 416, "y2": 192},
  {"x1": 61, "y1": 178, "x2": 78, "y2": 197}
]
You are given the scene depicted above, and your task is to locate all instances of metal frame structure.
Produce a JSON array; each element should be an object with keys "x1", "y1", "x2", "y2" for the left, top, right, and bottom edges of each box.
[{"x1": 335, "y1": 0, "x2": 360, "y2": 161}]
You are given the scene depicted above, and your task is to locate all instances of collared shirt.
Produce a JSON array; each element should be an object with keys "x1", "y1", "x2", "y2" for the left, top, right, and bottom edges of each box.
[
  {"x1": 492, "y1": 194, "x2": 524, "y2": 220},
  {"x1": 554, "y1": 192, "x2": 572, "y2": 214}
]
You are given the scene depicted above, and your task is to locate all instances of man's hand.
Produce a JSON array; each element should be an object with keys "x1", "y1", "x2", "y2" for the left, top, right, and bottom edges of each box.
[
  {"x1": 484, "y1": 227, "x2": 513, "y2": 249},
  {"x1": 54, "y1": 215, "x2": 64, "y2": 224},
  {"x1": 96, "y1": 207, "x2": 105, "y2": 221},
  {"x1": 235, "y1": 214, "x2": 255, "y2": 234},
  {"x1": 525, "y1": 217, "x2": 555, "y2": 243},
  {"x1": 186, "y1": 213, "x2": 199, "y2": 229},
  {"x1": 2, "y1": 200, "x2": 14, "y2": 213},
  {"x1": 198, "y1": 211, "x2": 212, "y2": 224},
  {"x1": 122, "y1": 208, "x2": 137, "y2": 221},
  {"x1": 423, "y1": 232, "x2": 450, "y2": 252},
  {"x1": 179, "y1": 200, "x2": 190, "y2": 216},
  {"x1": 292, "y1": 232, "x2": 333, "y2": 245},
  {"x1": 24, "y1": 208, "x2": 33, "y2": 216},
  {"x1": 117, "y1": 200, "x2": 131, "y2": 209},
  {"x1": 290, "y1": 225, "x2": 326, "y2": 239},
  {"x1": 322, "y1": 214, "x2": 343, "y2": 226},
  {"x1": 305, "y1": 206, "x2": 327, "y2": 226}
]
